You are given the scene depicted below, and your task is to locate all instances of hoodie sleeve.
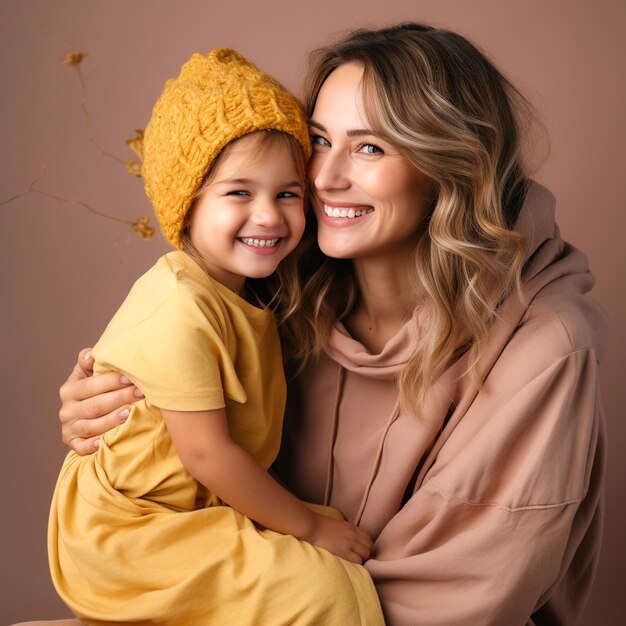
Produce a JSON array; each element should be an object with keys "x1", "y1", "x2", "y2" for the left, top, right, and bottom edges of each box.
[{"x1": 365, "y1": 335, "x2": 606, "y2": 625}]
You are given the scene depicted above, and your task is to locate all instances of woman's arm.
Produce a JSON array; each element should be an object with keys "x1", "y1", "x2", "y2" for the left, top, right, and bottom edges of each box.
[
  {"x1": 59, "y1": 348, "x2": 143, "y2": 454},
  {"x1": 162, "y1": 406, "x2": 373, "y2": 564},
  {"x1": 366, "y1": 347, "x2": 605, "y2": 625}
]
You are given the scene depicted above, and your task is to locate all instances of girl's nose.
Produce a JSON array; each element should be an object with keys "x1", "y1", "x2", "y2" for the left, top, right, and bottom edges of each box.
[
  {"x1": 251, "y1": 198, "x2": 285, "y2": 227},
  {"x1": 311, "y1": 150, "x2": 351, "y2": 192}
]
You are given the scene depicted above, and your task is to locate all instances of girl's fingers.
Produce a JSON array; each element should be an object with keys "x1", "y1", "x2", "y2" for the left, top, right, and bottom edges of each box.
[
  {"x1": 347, "y1": 549, "x2": 365, "y2": 564},
  {"x1": 351, "y1": 537, "x2": 372, "y2": 561},
  {"x1": 353, "y1": 527, "x2": 373, "y2": 551}
]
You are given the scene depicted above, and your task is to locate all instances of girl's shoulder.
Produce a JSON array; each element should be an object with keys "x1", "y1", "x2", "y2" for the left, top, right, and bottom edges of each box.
[{"x1": 127, "y1": 251, "x2": 228, "y2": 321}]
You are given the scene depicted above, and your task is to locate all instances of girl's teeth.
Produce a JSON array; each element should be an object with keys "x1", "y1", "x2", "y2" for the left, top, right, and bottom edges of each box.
[
  {"x1": 241, "y1": 238, "x2": 278, "y2": 247},
  {"x1": 324, "y1": 205, "x2": 373, "y2": 219}
]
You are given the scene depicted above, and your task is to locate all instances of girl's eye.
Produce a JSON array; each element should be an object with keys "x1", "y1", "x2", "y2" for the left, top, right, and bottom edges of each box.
[
  {"x1": 277, "y1": 191, "x2": 301, "y2": 200},
  {"x1": 226, "y1": 190, "x2": 250, "y2": 197},
  {"x1": 310, "y1": 134, "x2": 330, "y2": 148},
  {"x1": 359, "y1": 143, "x2": 384, "y2": 155}
]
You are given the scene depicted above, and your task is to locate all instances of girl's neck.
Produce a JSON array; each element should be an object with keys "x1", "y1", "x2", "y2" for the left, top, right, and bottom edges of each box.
[
  {"x1": 343, "y1": 253, "x2": 419, "y2": 353},
  {"x1": 182, "y1": 249, "x2": 247, "y2": 296}
]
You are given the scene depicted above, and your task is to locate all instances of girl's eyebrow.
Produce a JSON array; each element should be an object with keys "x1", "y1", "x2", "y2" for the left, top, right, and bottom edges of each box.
[
  {"x1": 213, "y1": 177, "x2": 254, "y2": 186},
  {"x1": 215, "y1": 178, "x2": 303, "y2": 188},
  {"x1": 309, "y1": 119, "x2": 381, "y2": 138}
]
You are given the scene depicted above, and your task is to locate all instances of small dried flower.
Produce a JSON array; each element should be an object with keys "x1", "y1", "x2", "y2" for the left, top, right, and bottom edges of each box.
[
  {"x1": 63, "y1": 51, "x2": 87, "y2": 68},
  {"x1": 124, "y1": 161, "x2": 142, "y2": 177},
  {"x1": 131, "y1": 216, "x2": 155, "y2": 240},
  {"x1": 125, "y1": 129, "x2": 144, "y2": 160}
]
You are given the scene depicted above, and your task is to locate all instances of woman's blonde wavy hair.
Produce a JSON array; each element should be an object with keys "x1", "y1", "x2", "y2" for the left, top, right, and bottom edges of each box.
[{"x1": 279, "y1": 23, "x2": 536, "y2": 415}]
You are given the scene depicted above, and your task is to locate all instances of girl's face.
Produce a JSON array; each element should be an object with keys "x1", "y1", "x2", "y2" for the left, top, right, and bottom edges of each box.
[
  {"x1": 308, "y1": 62, "x2": 432, "y2": 261},
  {"x1": 188, "y1": 134, "x2": 305, "y2": 293}
]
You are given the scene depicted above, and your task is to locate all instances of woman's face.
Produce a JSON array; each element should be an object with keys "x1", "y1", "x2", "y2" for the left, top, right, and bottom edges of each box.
[{"x1": 308, "y1": 62, "x2": 432, "y2": 261}]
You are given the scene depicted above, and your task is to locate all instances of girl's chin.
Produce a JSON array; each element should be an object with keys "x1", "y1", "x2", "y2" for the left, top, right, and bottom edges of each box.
[{"x1": 245, "y1": 268, "x2": 280, "y2": 279}]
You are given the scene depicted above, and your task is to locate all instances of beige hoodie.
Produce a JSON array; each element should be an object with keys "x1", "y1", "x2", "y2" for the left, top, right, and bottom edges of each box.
[{"x1": 277, "y1": 182, "x2": 610, "y2": 625}]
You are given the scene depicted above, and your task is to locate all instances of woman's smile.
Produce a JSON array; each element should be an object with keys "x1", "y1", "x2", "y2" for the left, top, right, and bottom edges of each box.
[{"x1": 320, "y1": 199, "x2": 375, "y2": 223}]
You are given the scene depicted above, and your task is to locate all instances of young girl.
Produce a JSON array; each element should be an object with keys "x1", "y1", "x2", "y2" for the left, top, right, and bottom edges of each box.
[{"x1": 48, "y1": 49, "x2": 383, "y2": 625}]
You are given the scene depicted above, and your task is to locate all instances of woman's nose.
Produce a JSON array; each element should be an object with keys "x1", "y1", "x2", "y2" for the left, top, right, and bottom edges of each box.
[{"x1": 311, "y1": 151, "x2": 351, "y2": 192}]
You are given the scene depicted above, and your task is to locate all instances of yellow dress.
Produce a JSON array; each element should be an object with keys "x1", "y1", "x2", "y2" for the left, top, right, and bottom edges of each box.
[{"x1": 48, "y1": 251, "x2": 383, "y2": 626}]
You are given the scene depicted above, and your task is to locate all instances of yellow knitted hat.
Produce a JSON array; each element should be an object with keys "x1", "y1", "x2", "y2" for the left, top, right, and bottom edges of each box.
[{"x1": 142, "y1": 48, "x2": 311, "y2": 248}]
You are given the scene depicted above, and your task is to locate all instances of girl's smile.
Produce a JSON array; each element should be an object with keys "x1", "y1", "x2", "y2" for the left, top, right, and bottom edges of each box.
[{"x1": 238, "y1": 237, "x2": 282, "y2": 254}]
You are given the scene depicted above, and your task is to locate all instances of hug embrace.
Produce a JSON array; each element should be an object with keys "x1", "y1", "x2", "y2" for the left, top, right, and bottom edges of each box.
[{"x1": 39, "y1": 22, "x2": 609, "y2": 626}]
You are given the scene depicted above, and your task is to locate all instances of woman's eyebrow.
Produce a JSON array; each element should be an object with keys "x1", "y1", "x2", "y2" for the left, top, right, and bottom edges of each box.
[
  {"x1": 346, "y1": 129, "x2": 380, "y2": 137},
  {"x1": 309, "y1": 120, "x2": 380, "y2": 137}
]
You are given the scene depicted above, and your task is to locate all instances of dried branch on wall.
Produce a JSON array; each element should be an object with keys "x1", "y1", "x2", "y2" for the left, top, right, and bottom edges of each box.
[
  {"x1": 0, "y1": 170, "x2": 154, "y2": 240},
  {"x1": 1, "y1": 50, "x2": 154, "y2": 240}
]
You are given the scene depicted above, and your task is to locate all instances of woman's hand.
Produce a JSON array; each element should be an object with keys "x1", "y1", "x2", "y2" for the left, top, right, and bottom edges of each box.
[
  {"x1": 59, "y1": 348, "x2": 144, "y2": 455},
  {"x1": 307, "y1": 514, "x2": 373, "y2": 564}
]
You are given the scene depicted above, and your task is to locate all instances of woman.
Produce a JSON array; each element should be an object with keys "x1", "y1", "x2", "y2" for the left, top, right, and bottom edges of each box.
[{"x1": 55, "y1": 23, "x2": 609, "y2": 625}]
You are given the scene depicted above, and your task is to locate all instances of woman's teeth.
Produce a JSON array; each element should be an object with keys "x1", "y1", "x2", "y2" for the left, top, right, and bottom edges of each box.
[
  {"x1": 323, "y1": 205, "x2": 374, "y2": 219},
  {"x1": 240, "y1": 238, "x2": 279, "y2": 248}
]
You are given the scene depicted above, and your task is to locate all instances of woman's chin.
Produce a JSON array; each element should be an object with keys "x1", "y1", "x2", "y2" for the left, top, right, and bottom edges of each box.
[
  {"x1": 316, "y1": 229, "x2": 366, "y2": 260},
  {"x1": 317, "y1": 240, "x2": 358, "y2": 260}
]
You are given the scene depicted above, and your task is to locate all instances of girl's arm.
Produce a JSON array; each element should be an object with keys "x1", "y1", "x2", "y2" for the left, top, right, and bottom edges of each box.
[{"x1": 161, "y1": 406, "x2": 373, "y2": 564}]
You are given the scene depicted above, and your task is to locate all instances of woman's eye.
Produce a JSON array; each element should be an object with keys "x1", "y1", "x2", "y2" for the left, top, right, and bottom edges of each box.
[
  {"x1": 359, "y1": 143, "x2": 384, "y2": 155},
  {"x1": 311, "y1": 134, "x2": 330, "y2": 147}
]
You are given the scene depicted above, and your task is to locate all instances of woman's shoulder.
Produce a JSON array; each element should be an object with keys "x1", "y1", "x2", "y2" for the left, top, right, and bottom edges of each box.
[
  {"x1": 428, "y1": 290, "x2": 608, "y2": 511},
  {"x1": 514, "y1": 288, "x2": 611, "y2": 366}
]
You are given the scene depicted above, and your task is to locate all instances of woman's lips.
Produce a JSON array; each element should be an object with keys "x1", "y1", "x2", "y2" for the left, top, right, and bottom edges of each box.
[
  {"x1": 317, "y1": 202, "x2": 374, "y2": 226},
  {"x1": 322, "y1": 204, "x2": 374, "y2": 219}
]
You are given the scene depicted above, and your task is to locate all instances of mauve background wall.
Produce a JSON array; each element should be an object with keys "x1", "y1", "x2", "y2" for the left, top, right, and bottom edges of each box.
[{"x1": 1, "y1": 0, "x2": 624, "y2": 622}]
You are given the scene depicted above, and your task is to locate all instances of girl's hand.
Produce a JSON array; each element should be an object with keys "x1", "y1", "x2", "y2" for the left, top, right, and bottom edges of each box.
[
  {"x1": 59, "y1": 348, "x2": 144, "y2": 455},
  {"x1": 307, "y1": 514, "x2": 373, "y2": 564}
]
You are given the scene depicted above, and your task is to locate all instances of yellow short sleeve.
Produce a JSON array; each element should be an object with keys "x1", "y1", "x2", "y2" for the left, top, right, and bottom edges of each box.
[{"x1": 93, "y1": 283, "x2": 246, "y2": 412}]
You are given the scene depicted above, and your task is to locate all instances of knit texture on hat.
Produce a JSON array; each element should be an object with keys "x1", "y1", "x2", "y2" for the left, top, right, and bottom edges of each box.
[{"x1": 142, "y1": 48, "x2": 311, "y2": 248}]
